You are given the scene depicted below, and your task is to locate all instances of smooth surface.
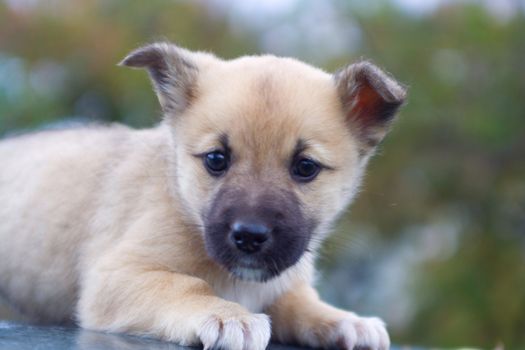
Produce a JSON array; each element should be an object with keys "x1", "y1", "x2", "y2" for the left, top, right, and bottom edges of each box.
[
  {"x1": 0, "y1": 321, "x2": 419, "y2": 350},
  {"x1": 0, "y1": 321, "x2": 307, "y2": 350}
]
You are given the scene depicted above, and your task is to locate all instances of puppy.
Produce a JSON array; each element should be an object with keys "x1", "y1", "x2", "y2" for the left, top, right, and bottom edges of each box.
[{"x1": 0, "y1": 43, "x2": 405, "y2": 349}]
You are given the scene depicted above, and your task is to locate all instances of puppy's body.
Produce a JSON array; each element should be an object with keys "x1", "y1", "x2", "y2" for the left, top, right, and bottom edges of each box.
[
  {"x1": 0, "y1": 126, "x2": 312, "y2": 315},
  {"x1": 0, "y1": 45, "x2": 405, "y2": 349}
]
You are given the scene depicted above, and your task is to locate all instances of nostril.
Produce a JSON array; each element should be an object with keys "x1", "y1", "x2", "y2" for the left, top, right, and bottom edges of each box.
[
  {"x1": 232, "y1": 231, "x2": 244, "y2": 244},
  {"x1": 252, "y1": 233, "x2": 268, "y2": 244}
]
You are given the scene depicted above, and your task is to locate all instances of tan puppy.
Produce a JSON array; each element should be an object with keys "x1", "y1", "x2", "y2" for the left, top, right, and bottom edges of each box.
[{"x1": 0, "y1": 43, "x2": 405, "y2": 350}]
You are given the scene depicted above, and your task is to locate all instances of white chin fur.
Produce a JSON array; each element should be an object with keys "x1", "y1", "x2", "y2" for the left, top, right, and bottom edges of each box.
[{"x1": 230, "y1": 267, "x2": 268, "y2": 282}]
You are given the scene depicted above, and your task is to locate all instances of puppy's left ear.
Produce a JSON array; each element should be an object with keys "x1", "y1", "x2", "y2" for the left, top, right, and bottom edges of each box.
[
  {"x1": 119, "y1": 42, "x2": 198, "y2": 116},
  {"x1": 334, "y1": 61, "x2": 407, "y2": 156}
]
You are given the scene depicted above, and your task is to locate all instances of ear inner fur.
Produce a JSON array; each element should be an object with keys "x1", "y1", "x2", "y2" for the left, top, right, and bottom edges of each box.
[{"x1": 334, "y1": 61, "x2": 406, "y2": 155}]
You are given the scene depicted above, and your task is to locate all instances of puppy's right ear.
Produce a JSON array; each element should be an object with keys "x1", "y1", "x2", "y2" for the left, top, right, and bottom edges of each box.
[{"x1": 120, "y1": 42, "x2": 198, "y2": 116}]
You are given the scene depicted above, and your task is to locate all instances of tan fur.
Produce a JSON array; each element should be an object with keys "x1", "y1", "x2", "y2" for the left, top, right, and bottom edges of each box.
[{"x1": 0, "y1": 43, "x2": 405, "y2": 349}]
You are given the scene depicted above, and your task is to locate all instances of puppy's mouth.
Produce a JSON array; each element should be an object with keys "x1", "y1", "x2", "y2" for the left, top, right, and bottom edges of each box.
[
  {"x1": 203, "y1": 236, "x2": 293, "y2": 282},
  {"x1": 224, "y1": 255, "x2": 284, "y2": 282}
]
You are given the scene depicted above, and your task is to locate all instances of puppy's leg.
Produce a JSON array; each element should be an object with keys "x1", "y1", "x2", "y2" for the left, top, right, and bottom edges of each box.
[
  {"x1": 77, "y1": 256, "x2": 270, "y2": 350},
  {"x1": 267, "y1": 283, "x2": 389, "y2": 350}
]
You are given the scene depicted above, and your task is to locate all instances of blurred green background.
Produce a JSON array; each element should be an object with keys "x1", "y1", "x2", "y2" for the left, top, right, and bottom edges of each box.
[{"x1": 0, "y1": 0, "x2": 524, "y2": 348}]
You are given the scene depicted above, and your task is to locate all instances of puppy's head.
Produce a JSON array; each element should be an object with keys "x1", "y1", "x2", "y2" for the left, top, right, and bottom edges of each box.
[{"x1": 121, "y1": 43, "x2": 406, "y2": 282}]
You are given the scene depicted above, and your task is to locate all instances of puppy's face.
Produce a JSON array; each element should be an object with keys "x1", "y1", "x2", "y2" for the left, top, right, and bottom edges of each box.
[{"x1": 121, "y1": 44, "x2": 406, "y2": 281}]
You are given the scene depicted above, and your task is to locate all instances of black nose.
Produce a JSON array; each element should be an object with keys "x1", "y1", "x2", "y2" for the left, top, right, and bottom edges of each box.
[{"x1": 230, "y1": 220, "x2": 271, "y2": 254}]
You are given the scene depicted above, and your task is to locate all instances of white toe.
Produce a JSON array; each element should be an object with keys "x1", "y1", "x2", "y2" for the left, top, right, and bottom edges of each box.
[
  {"x1": 243, "y1": 314, "x2": 271, "y2": 350},
  {"x1": 218, "y1": 319, "x2": 244, "y2": 350}
]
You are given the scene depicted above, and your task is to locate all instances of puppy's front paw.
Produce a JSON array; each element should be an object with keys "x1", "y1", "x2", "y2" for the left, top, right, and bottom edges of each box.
[
  {"x1": 332, "y1": 315, "x2": 390, "y2": 350},
  {"x1": 198, "y1": 313, "x2": 271, "y2": 350}
]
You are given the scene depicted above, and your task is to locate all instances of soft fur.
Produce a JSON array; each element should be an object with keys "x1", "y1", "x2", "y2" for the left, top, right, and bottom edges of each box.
[{"x1": 0, "y1": 42, "x2": 405, "y2": 350}]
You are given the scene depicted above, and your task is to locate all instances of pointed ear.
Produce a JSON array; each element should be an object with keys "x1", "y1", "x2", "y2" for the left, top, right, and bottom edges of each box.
[
  {"x1": 119, "y1": 42, "x2": 198, "y2": 115},
  {"x1": 334, "y1": 61, "x2": 406, "y2": 156}
]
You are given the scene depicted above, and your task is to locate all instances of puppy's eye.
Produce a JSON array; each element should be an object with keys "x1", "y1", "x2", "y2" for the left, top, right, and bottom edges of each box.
[
  {"x1": 291, "y1": 157, "x2": 321, "y2": 182},
  {"x1": 204, "y1": 151, "x2": 229, "y2": 176}
]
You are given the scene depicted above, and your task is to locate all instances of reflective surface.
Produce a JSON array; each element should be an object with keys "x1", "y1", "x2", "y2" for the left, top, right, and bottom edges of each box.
[{"x1": 0, "y1": 321, "x2": 308, "y2": 350}]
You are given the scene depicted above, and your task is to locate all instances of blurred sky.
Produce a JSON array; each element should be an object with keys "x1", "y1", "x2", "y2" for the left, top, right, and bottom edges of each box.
[
  {"x1": 4, "y1": 0, "x2": 525, "y2": 62},
  {"x1": 197, "y1": 0, "x2": 525, "y2": 63}
]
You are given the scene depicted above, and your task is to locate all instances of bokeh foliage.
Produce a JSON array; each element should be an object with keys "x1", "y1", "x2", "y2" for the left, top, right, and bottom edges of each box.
[{"x1": 0, "y1": 0, "x2": 524, "y2": 348}]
